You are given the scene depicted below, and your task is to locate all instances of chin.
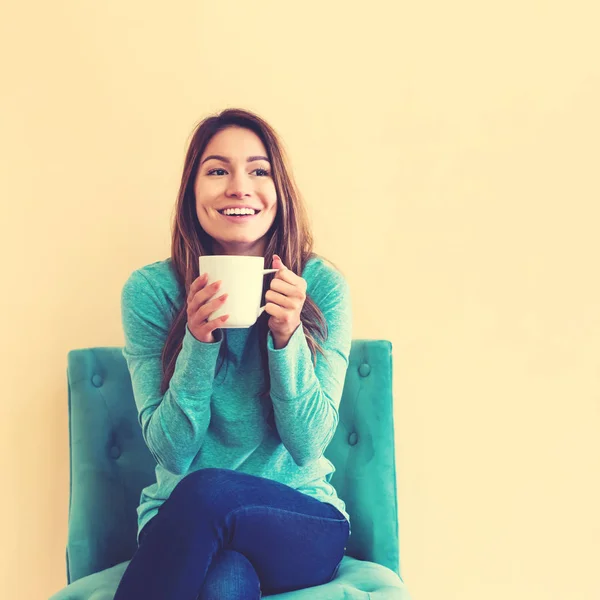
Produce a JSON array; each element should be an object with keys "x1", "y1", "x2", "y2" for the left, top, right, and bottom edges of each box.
[
  {"x1": 226, "y1": 229, "x2": 271, "y2": 243},
  {"x1": 211, "y1": 234, "x2": 265, "y2": 251},
  {"x1": 221, "y1": 232, "x2": 259, "y2": 243}
]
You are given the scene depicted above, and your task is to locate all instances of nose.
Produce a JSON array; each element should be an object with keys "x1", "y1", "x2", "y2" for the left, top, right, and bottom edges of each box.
[{"x1": 225, "y1": 171, "x2": 252, "y2": 199}]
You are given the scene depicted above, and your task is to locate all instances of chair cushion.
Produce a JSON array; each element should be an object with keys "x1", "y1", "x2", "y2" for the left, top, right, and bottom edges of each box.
[{"x1": 49, "y1": 556, "x2": 412, "y2": 600}]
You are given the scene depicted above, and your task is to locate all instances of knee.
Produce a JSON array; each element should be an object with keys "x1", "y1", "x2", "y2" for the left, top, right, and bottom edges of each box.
[
  {"x1": 198, "y1": 550, "x2": 260, "y2": 600},
  {"x1": 165, "y1": 468, "x2": 248, "y2": 533}
]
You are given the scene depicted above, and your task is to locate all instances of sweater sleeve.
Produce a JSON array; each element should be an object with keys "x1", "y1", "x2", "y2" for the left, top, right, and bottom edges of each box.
[
  {"x1": 267, "y1": 263, "x2": 352, "y2": 467},
  {"x1": 121, "y1": 269, "x2": 222, "y2": 475}
]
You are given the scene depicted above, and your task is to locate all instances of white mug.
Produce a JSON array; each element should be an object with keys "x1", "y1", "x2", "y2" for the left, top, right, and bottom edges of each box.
[{"x1": 198, "y1": 255, "x2": 278, "y2": 328}]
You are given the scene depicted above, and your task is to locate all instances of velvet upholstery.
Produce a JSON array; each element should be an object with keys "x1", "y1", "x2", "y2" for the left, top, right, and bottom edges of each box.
[{"x1": 50, "y1": 340, "x2": 412, "y2": 599}]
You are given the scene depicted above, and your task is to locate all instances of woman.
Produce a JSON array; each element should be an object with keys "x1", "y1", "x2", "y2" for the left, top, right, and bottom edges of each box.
[{"x1": 115, "y1": 108, "x2": 352, "y2": 599}]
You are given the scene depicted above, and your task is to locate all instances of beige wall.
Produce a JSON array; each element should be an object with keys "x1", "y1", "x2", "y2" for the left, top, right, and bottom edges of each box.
[{"x1": 1, "y1": 1, "x2": 599, "y2": 598}]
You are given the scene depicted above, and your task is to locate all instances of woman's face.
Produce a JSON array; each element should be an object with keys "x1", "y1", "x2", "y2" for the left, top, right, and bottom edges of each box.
[{"x1": 194, "y1": 126, "x2": 278, "y2": 256}]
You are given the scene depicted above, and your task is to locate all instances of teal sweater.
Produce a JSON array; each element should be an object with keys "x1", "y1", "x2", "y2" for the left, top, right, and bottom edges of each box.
[{"x1": 121, "y1": 256, "x2": 352, "y2": 543}]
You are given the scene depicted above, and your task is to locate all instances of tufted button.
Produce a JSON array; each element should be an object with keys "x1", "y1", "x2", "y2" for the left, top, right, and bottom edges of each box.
[
  {"x1": 348, "y1": 432, "x2": 358, "y2": 446},
  {"x1": 91, "y1": 374, "x2": 104, "y2": 387},
  {"x1": 109, "y1": 445, "x2": 121, "y2": 459},
  {"x1": 358, "y1": 363, "x2": 371, "y2": 377}
]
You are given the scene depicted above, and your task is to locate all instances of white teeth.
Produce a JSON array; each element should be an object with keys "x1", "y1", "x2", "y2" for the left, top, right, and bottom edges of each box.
[{"x1": 222, "y1": 208, "x2": 256, "y2": 216}]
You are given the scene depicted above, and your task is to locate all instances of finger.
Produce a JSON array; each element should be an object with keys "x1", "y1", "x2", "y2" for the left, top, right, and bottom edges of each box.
[
  {"x1": 270, "y1": 277, "x2": 305, "y2": 299},
  {"x1": 188, "y1": 280, "x2": 222, "y2": 313},
  {"x1": 274, "y1": 268, "x2": 304, "y2": 288},
  {"x1": 264, "y1": 302, "x2": 287, "y2": 320},
  {"x1": 194, "y1": 292, "x2": 228, "y2": 322},
  {"x1": 199, "y1": 315, "x2": 229, "y2": 336},
  {"x1": 187, "y1": 273, "x2": 208, "y2": 303},
  {"x1": 265, "y1": 289, "x2": 295, "y2": 309},
  {"x1": 201, "y1": 314, "x2": 229, "y2": 334},
  {"x1": 272, "y1": 254, "x2": 286, "y2": 270}
]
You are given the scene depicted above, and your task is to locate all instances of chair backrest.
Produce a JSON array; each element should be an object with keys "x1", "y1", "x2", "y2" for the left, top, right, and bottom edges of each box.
[{"x1": 65, "y1": 340, "x2": 401, "y2": 584}]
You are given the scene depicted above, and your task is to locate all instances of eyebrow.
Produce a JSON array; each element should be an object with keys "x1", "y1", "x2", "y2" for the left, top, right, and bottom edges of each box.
[{"x1": 200, "y1": 154, "x2": 270, "y2": 165}]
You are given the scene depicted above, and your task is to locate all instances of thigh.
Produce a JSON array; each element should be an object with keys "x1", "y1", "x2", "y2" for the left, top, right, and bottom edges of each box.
[{"x1": 168, "y1": 468, "x2": 343, "y2": 521}]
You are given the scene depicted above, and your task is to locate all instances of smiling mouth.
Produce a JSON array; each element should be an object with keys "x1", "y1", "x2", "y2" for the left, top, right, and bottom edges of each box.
[{"x1": 217, "y1": 208, "x2": 261, "y2": 217}]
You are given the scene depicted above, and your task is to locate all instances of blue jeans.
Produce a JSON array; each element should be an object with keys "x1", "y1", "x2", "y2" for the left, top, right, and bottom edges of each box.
[{"x1": 114, "y1": 468, "x2": 350, "y2": 599}]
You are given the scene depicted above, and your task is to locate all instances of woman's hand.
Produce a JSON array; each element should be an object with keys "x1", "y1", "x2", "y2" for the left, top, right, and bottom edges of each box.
[
  {"x1": 264, "y1": 255, "x2": 307, "y2": 349},
  {"x1": 187, "y1": 273, "x2": 229, "y2": 343}
]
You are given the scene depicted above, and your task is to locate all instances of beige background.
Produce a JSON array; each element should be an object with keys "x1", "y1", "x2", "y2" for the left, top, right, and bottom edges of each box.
[{"x1": 1, "y1": 1, "x2": 599, "y2": 598}]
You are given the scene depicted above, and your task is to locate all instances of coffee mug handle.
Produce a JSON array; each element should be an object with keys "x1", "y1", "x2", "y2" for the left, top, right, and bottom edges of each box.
[{"x1": 258, "y1": 268, "x2": 280, "y2": 315}]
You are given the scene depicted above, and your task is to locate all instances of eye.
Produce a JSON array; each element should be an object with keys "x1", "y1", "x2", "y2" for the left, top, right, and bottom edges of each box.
[{"x1": 205, "y1": 167, "x2": 270, "y2": 177}]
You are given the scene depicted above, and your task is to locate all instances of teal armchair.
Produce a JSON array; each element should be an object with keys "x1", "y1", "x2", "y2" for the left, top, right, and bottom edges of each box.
[{"x1": 50, "y1": 340, "x2": 411, "y2": 599}]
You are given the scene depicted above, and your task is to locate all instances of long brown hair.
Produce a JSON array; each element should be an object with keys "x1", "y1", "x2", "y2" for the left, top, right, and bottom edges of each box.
[{"x1": 159, "y1": 108, "x2": 328, "y2": 395}]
